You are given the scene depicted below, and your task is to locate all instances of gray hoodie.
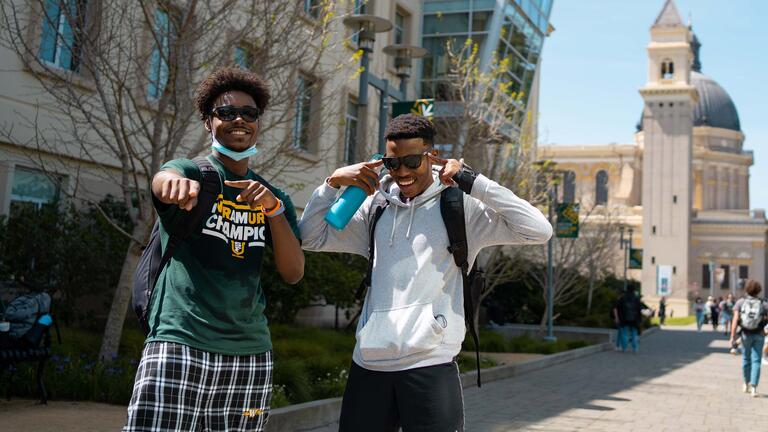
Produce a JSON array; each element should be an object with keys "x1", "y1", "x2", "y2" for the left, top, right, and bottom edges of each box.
[{"x1": 299, "y1": 169, "x2": 552, "y2": 371}]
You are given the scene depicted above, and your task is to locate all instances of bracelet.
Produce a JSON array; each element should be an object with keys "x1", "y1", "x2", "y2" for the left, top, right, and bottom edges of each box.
[{"x1": 263, "y1": 199, "x2": 285, "y2": 218}]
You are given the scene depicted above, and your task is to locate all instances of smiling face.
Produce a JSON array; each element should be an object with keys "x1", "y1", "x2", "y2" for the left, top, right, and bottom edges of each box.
[
  {"x1": 204, "y1": 90, "x2": 259, "y2": 151},
  {"x1": 385, "y1": 137, "x2": 435, "y2": 198}
]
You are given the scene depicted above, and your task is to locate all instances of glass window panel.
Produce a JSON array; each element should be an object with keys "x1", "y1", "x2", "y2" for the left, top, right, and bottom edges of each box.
[
  {"x1": 38, "y1": 0, "x2": 84, "y2": 71},
  {"x1": 702, "y1": 265, "x2": 711, "y2": 289},
  {"x1": 739, "y1": 265, "x2": 749, "y2": 279},
  {"x1": 353, "y1": 0, "x2": 367, "y2": 14},
  {"x1": 471, "y1": 11, "x2": 491, "y2": 32},
  {"x1": 394, "y1": 12, "x2": 405, "y2": 44},
  {"x1": 148, "y1": 8, "x2": 170, "y2": 100},
  {"x1": 344, "y1": 98, "x2": 358, "y2": 164},
  {"x1": 563, "y1": 171, "x2": 576, "y2": 203},
  {"x1": 423, "y1": 13, "x2": 469, "y2": 34},
  {"x1": 11, "y1": 168, "x2": 59, "y2": 204},
  {"x1": 595, "y1": 171, "x2": 609, "y2": 205},
  {"x1": 234, "y1": 45, "x2": 251, "y2": 69},
  {"x1": 424, "y1": 0, "x2": 473, "y2": 14}
]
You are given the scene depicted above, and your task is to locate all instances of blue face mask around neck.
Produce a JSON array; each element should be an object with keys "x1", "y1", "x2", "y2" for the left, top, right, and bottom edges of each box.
[{"x1": 210, "y1": 129, "x2": 258, "y2": 161}]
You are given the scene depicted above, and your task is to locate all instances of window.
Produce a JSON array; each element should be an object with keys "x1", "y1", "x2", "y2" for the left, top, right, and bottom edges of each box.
[
  {"x1": 394, "y1": 11, "x2": 405, "y2": 45},
  {"x1": 38, "y1": 0, "x2": 86, "y2": 71},
  {"x1": 702, "y1": 264, "x2": 711, "y2": 289},
  {"x1": 739, "y1": 265, "x2": 749, "y2": 279},
  {"x1": 595, "y1": 170, "x2": 608, "y2": 206},
  {"x1": 148, "y1": 8, "x2": 171, "y2": 100},
  {"x1": 10, "y1": 167, "x2": 61, "y2": 211},
  {"x1": 234, "y1": 44, "x2": 253, "y2": 70},
  {"x1": 562, "y1": 171, "x2": 576, "y2": 203},
  {"x1": 343, "y1": 97, "x2": 358, "y2": 164},
  {"x1": 720, "y1": 265, "x2": 729, "y2": 289},
  {"x1": 353, "y1": 0, "x2": 367, "y2": 14},
  {"x1": 661, "y1": 60, "x2": 674, "y2": 80},
  {"x1": 304, "y1": 0, "x2": 322, "y2": 19},
  {"x1": 293, "y1": 74, "x2": 316, "y2": 151}
]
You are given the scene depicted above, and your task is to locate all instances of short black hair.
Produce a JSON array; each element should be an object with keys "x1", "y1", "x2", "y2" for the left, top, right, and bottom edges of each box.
[
  {"x1": 194, "y1": 67, "x2": 270, "y2": 120},
  {"x1": 384, "y1": 114, "x2": 435, "y2": 146}
]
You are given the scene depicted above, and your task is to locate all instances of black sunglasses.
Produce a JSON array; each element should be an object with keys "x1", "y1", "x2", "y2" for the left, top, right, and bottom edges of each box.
[
  {"x1": 210, "y1": 105, "x2": 261, "y2": 122},
  {"x1": 382, "y1": 153, "x2": 427, "y2": 171}
]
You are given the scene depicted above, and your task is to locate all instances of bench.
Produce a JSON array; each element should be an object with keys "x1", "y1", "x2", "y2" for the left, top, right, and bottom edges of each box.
[{"x1": 0, "y1": 327, "x2": 53, "y2": 404}]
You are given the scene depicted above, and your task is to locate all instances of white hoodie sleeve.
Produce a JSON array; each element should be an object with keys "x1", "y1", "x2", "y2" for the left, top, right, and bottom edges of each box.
[
  {"x1": 298, "y1": 182, "x2": 371, "y2": 257},
  {"x1": 465, "y1": 174, "x2": 552, "y2": 253}
]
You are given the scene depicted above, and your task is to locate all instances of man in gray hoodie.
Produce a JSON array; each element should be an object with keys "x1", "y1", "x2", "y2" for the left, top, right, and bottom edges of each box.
[{"x1": 299, "y1": 114, "x2": 552, "y2": 431}]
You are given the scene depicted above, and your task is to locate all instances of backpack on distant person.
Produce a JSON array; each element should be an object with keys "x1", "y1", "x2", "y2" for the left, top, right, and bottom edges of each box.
[
  {"x1": 131, "y1": 157, "x2": 221, "y2": 335},
  {"x1": 620, "y1": 295, "x2": 641, "y2": 325},
  {"x1": 739, "y1": 297, "x2": 764, "y2": 331},
  {"x1": 1, "y1": 292, "x2": 59, "y2": 349},
  {"x1": 357, "y1": 186, "x2": 486, "y2": 387}
]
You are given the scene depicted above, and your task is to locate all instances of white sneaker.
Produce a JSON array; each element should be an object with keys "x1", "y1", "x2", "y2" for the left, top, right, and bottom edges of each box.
[
  {"x1": 751, "y1": 386, "x2": 759, "y2": 398},
  {"x1": 744, "y1": 383, "x2": 751, "y2": 393}
]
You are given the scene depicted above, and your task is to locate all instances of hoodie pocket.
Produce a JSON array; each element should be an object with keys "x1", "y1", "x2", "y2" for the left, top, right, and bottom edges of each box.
[{"x1": 357, "y1": 303, "x2": 445, "y2": 362}]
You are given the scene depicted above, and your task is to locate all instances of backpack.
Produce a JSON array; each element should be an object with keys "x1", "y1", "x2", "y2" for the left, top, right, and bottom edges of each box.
[
  {"x1": 4, "y1": 292, "x2": 51, "y2": 340},
  {"x1": 619, "y1": 295, "x2": 640, "y2": 325},
  {"x1": 739, "y1": 297, "x2": 764, "y2": 331},
  {"x1": 132, "y1": 157, "x2": 221, "y2": 335},
  {"x1": 356, "y1": 187, "x2": 486, "y2": 387}
]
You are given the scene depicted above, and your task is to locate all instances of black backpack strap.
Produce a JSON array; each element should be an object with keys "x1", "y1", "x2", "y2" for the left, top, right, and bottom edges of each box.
[
  {"x1": 440, "y1": 187, "x2": 482, "y2": 387},
  {"x1": 355, "y1": 194, "x2": 388, "y2": 301}
]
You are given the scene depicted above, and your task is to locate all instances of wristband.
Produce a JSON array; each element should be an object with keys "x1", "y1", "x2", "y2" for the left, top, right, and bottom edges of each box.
[
  {"x1": 263, "y1": 199, "x2": 285, "y2": 218},
  {"x1": 452, "y1": 163, "x2": 478, "y2": 194}
]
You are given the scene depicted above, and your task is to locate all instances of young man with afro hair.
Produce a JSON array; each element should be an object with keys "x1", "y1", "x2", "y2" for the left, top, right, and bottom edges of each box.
[
  {"x1": 123, "y1": 68, "x2": 304, "y2": 432},
  {"x1": 300, "y1": 114, "x2": 551, "y2": 431}
]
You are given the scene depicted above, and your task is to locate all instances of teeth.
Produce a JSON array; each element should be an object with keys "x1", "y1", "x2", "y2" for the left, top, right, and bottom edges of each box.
[
  {"x1": 399, "y1": 178, "x2": 415, "y2": 186},
  {"x1": 230, "y1": 130, "x2": 248, "y2": 135}
]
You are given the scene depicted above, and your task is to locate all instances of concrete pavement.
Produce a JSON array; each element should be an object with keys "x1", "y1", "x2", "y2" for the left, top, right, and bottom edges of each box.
[{"x1": 462, "y1": 325, "x2": 768, "y2": 431}]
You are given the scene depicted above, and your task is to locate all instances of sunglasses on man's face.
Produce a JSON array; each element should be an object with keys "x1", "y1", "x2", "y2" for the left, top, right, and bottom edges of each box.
[
  {"x1": 210, "y1": 105, "x2": 261, "y2": 122},
  {"x1": 381, "y1": 153, "x2": 427, "y2": 171}
]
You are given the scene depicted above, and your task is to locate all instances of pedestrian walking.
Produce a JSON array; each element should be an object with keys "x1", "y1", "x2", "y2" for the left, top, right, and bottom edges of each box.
[
  {"x1": 730, "y1": 280, "x2": 768, "y2": 397},
  {"x1": 123, "y1": 68, "x2": 305, "y2": 431},
  {"x1": 720, "y1": 294, "x2": 735, "y2": 336},
  {"x1": 658, "y1": 296, "x2": 667, "y2": 326},
  {"x1": 614, "y1": 289, "x2": 642, "y2": 353},
  {"x1": 299, "y1": 114, "x2": 552, "y2": 431},
  {"x1": 710, "y1": 296, "x2": 720, "y2": 332},
  {"x1": 694, "y1": 297, "x2": 705, "y2": 331}
]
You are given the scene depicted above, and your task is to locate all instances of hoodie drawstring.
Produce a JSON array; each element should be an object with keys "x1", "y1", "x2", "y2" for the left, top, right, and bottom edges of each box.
[
  {"x1": 405, "y1": 205, "x2": 416, "y2": 239},
  {"x1": 389, "y1": 206, "x2": 398, "y2": 246}
]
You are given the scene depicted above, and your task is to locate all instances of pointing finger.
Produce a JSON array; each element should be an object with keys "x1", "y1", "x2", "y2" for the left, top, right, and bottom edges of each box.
[
  {"x1": 427, "y1": 153, "x2": 448, "y2": 165},
  {"x1": 224, "y1": 180, "x2": 253, "y2": 190},
  {"x1": 364, "y1": 159, "x2": 384, "y2": 168}
]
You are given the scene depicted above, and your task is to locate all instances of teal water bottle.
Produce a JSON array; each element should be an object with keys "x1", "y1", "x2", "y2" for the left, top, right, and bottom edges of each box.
[{"x1": 325, "y1": 154, "x2": 383, "y2": 230}]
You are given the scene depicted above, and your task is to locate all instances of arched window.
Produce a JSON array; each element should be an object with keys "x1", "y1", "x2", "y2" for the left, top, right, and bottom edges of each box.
[
  {"x1": 562, "y1": 171, "x2": 576, "y2": 203},
  {"x1": 661, "y1": 59, "x2": 674, "y2": 79},
  {"x1": 595, "y1": 170, "x2": 608, "y2": 206}
]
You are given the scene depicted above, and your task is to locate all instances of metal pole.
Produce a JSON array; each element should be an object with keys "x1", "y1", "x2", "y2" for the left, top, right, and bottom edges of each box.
[
  {"x1": 378, "y1": 80, "x2": 389, "y2": 155},
  {"x1": 399, "y1": 75, "x2": 408, "y2": 100},
  {"x1": 545, "y1": 184, "x2": 556, "y2": 342},
  {"x1": 359, "y1": 50, "x2": 370, "y2": 106},
  {"x1": 708, "y1": 261, "x2": 715, "y2": 299},
  {"x1": 620, "y1": 227, "x2": 627, "y2": 293}
]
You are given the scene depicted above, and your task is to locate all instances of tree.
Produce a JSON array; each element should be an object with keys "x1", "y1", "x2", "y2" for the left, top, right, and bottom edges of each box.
[
  {"x1": 0, "y1": 0, "x2": 351, "y2": 359},
  {"x1": 430, "y1": 38, "x2": 552, "y2": 329}
]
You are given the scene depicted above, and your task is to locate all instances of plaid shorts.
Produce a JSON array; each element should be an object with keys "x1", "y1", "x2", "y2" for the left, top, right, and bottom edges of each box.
[{"x1": 123, "y1": 342, "x2": 273, "y2": 432}]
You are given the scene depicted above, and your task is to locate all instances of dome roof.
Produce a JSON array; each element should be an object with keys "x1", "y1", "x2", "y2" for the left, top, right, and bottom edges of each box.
[{"x1": 637, "y1": 71, "x2": 741, "y2": 132}]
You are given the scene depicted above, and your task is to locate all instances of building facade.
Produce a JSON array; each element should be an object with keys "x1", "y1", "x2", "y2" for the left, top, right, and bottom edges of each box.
[{"x1": 539, "y1": 0, "x2": 767, "y2": 317}]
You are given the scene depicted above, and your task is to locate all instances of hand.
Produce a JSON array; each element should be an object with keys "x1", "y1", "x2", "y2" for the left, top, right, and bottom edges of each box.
[
  {"x1": 158, "y1": 176, "x2": 200, "y2": 211},
  {"x1": 225, "y1": 180, "x2": 278, "y2": 211},
  {"x1": 327, "y1": 160, "x2": 383, "y2": 195},
  {"x1": 427, "y1": 154, "x2": 463, "y2": 186}
]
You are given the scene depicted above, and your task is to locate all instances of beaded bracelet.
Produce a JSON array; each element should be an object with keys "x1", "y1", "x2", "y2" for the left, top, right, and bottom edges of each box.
[{"x1": 263, "y1": 199, "x2": 285, "y2": 218}]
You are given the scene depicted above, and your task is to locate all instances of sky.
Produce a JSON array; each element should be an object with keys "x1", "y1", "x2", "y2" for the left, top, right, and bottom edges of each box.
[{"x1": 538, "y1": 0, "x2": 768, "y2": 209}]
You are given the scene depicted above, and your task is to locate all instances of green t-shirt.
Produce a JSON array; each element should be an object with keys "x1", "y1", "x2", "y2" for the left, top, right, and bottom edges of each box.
[{"x1": 146, "y1": 155, "x2": 300, "y2": 355}]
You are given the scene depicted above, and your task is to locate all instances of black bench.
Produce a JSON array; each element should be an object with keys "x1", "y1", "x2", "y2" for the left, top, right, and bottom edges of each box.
[{"x1": 0, "y1": 327, "x2": 53, "y2": 404}]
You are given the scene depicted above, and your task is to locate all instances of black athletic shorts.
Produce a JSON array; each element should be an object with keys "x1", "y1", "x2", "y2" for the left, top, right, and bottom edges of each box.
[{"x1": 339, "y1": 361, "x2": 464, "y2": 432}]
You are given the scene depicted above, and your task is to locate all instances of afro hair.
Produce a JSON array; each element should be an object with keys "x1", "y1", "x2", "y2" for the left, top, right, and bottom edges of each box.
[
  {"x1": 384, "y1": 114, "x2": 436, "y2": 146},
  {"x1": 194, "y1": 67, "x2": 270, "y2": 120}
]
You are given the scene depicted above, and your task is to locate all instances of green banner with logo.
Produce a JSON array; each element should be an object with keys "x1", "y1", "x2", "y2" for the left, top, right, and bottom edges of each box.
[
  {"x1": 629, "y1": 248, "x2": 643, "y2": 269},
  {"x1": 392, "y1": 99, "x2": 434, "y2": 119},
  {"x1": 555, "y1": 203, "x2": 579, "y2": 238}
]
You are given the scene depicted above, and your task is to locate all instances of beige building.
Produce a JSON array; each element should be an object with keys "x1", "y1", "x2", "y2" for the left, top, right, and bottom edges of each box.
[
  {"x1": 0, "y1": 1, "x2": 422, "y2": 217},
  {"x1": 539, "y1": 0, "x2": 767, "y2": 317}
]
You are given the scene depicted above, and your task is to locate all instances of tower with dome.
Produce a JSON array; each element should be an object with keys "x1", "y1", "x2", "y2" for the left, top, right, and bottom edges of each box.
[{"x1": 538, "y1": 0, "x2": 767, "y2": 317}]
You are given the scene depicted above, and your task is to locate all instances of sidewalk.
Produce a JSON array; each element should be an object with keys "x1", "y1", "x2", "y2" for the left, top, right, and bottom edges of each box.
[
  {"x1": 462, "y1": 325, "x2": 768, "y2": 431},
  {"x1": 1, "y1": 326, "x2": 764, "y2": 431}
]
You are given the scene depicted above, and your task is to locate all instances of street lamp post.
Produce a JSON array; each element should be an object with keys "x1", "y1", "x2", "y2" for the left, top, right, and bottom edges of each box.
[
  {"x1": 619, "y1": 226, "x2": 634, "y2": 293},
  {"x1": 708, "y1": 260, "x2": 716, "y2": 298},
  {"x1": 535, "y1": 160, "x2": 559, "y2": 343},
  {"x1": 343, "y1": 16, "x2": 426, "y2": 155}
]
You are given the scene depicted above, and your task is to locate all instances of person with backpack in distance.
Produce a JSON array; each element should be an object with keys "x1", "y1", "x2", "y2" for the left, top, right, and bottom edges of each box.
[
  {"x1": 729, "y1": 280, "x2": 768, "y2": 397},
  {"x1": 124, "y1": 68, "x2": 304, "y2": 432},
  {"x1": 694, "y1": 297, "x2": 705, "y2": 331},
  {"x1": 720, "y1": 294, "x2": 735, "y2": 336},
  {"x1": 614, "y1": 288, "x2": 642, "y2": 353},
  {"x1": 298, "y1": 114, "x2": 552, "y2": 432}
]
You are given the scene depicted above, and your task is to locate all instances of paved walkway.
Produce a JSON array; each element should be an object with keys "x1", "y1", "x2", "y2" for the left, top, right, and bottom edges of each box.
[
  {"x1": 462, "y1": 326, "x2": 768, "y2": 431},
  {"x1": 2, "y1": 326, "x2": 766, "y2": 431}
]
